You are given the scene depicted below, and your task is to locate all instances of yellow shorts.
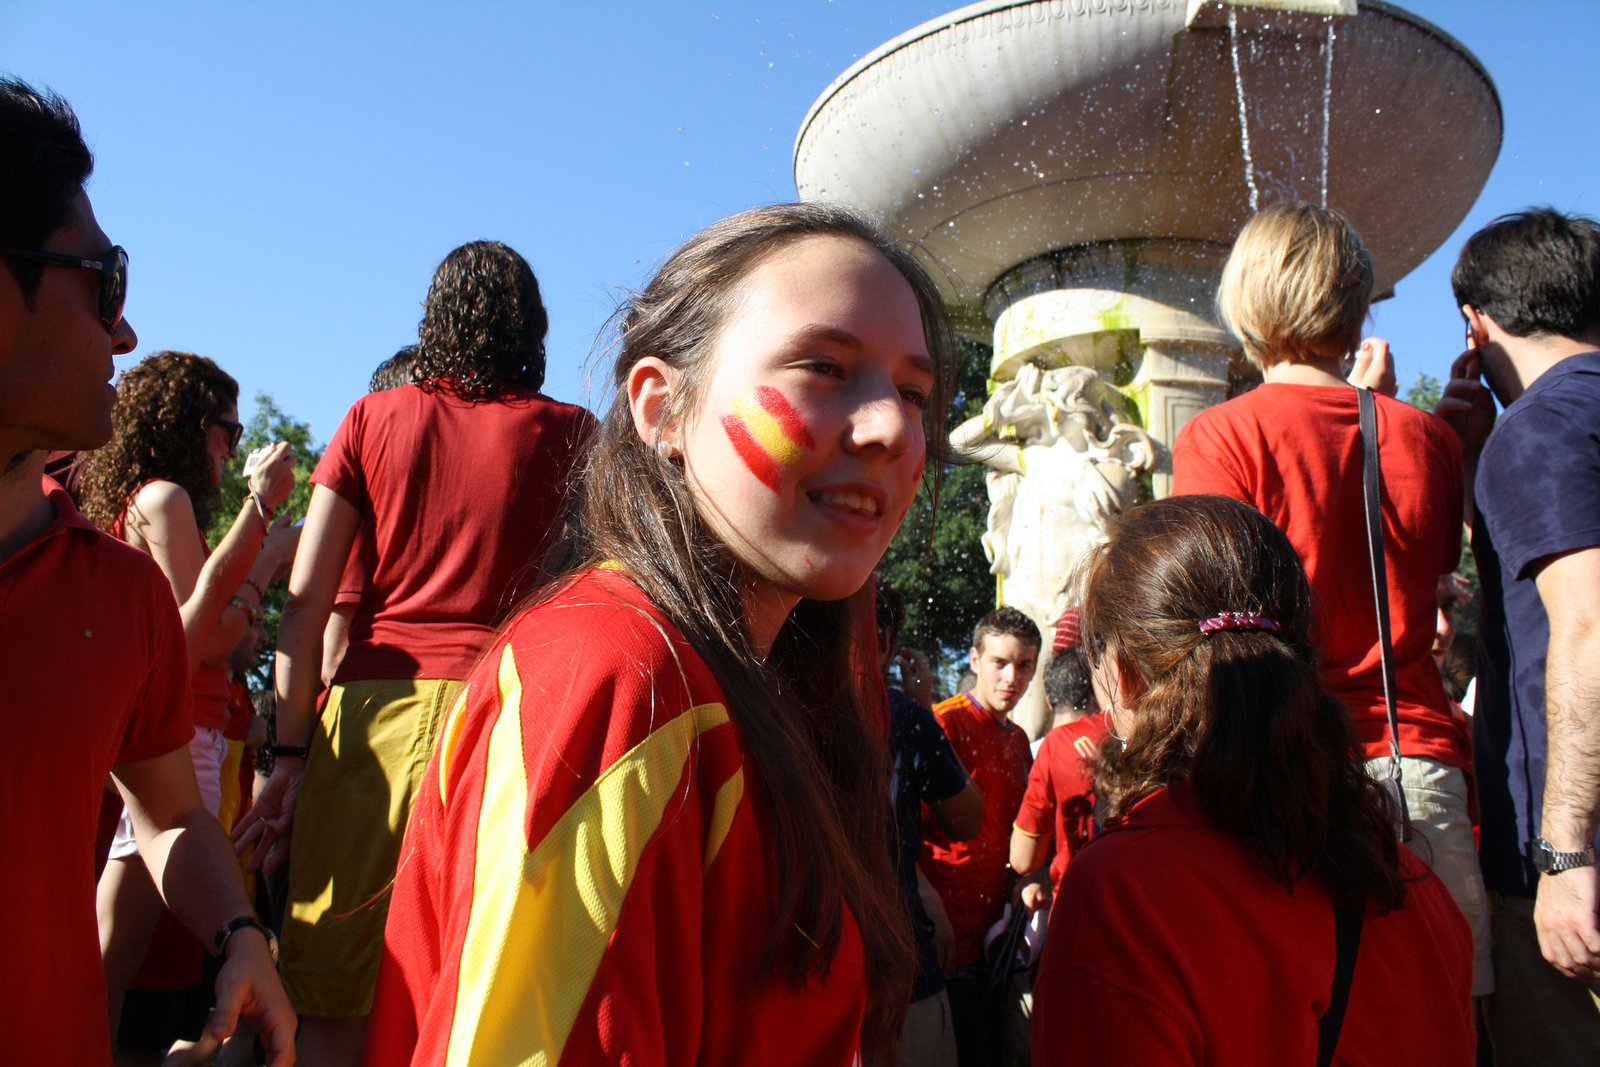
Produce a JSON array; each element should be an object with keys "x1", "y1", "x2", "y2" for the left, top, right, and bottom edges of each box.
[{"x1": 279, "y1": 677, "x2": 461, "y2": 1017}]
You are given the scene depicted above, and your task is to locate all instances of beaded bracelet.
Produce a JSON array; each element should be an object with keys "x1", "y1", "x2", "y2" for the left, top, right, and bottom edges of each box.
[{"x1": 228, "y1": 595, "x2": 261, "y2": 627}]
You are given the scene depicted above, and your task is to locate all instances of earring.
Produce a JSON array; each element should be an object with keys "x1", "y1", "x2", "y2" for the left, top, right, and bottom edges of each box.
[{"x1": 656, "y1": 439, "x2": 675, "y2": 461}]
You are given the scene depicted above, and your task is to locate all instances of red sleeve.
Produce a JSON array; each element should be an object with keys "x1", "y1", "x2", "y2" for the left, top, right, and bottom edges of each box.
[
  {"x1": 117, "y1": 561, "x2": 195, "y2": 763},
  {"x1": 1014, "y1": 732, "x2": 1057, "y2": 839},
  {"x1": 310, "y1": 397, "x2": 367, "y2": 507},
  {"x1": 1430, "y1": 412, "x2": 1465, "y2": 574},
  {"x1": 1171, "y1": 411, "x2": 1250, "y2": 502}
]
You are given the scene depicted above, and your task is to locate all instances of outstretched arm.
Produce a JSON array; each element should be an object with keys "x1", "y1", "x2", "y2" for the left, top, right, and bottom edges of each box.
[
  {"x1": 232, "y1": 482, "x2": 359, "y2": 872},
  {"x1": 1532, "y1": 545, "x2": 1600, "y2": 979}
]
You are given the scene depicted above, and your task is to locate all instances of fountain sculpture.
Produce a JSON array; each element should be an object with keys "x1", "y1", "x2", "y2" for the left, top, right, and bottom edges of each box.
[{"x1": 795, "y1": 0, "x2": 1501, "y2": 735}]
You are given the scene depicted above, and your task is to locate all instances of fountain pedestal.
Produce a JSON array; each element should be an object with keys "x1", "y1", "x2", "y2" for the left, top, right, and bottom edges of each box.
[
  {"x1": 795, "y1": 0, "x2": 1501, "y2": 733},
  {"x1": 987, "y1": 239, "x2": 1249, "y2": 499}
]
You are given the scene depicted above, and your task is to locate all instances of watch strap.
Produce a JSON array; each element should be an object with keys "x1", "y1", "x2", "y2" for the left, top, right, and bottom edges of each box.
[
  {"x1": 214, "y1": 915, "x2": 278, "y2": 964},
  {"x1": 1534, "y1": 838, "x2": 1597, "y2": 873}
]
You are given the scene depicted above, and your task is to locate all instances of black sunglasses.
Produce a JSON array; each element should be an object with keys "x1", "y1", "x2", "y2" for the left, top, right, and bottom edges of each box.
[
  {"x1": 0, "y1": 245, "x2": 128, "y2": 331},
  {"x1": 211, "y1": 416, "x2": 244, "y2": 452}
]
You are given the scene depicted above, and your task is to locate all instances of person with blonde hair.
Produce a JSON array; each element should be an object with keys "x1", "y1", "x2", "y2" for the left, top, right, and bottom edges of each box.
[{"x1": 1171, "y1": 200, "x2": 1488, "y2": 998}]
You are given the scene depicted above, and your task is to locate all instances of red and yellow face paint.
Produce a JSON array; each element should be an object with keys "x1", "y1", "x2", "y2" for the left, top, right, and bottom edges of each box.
[{"x1": 720, "y1": 386, "x2": 816, "y2": 492}]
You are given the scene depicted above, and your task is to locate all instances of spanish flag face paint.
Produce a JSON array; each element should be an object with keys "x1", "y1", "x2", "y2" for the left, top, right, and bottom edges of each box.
[{"x1": 719, "y1": 386, "x2": 816, "y2": 492}]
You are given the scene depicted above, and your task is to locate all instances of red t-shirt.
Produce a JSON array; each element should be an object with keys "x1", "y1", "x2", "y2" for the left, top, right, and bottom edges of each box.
[
  {"x1": 1034, "y1": 780, "x2": 1474, "y2": 1063},
  {"x1": 1014, "y1": 713, "x2": 1108, "y2": 889},
  {"x1": 1172, "y1": 384, "x2": 1466, "y2": 767},
  {"x1": 367, "y1": 569, "x2": 867, "y2": 1065},
  {"x1": 923, "y1": 692, "x2": 1034, "y2": 969},
  {"x1": 313, "y1": 383, "x2": 593, "y2": 683},
  {"x1": 2, "y1": 478, "x2": 194, "y2": 1064}
]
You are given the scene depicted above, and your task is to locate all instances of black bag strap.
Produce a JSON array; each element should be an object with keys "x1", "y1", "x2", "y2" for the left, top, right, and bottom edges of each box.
[
  {"x1": 1316, "y1": 901, "x2": 1366, "y2": 1067},
  {"x1": 1356, "y1": 387, "x2": 1412, "y2": 841}
]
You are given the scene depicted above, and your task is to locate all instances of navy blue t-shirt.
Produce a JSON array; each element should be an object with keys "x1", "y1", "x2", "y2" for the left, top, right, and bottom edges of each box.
[
  {"x1": 1473, "y1": 351, "x2": 1600, "y2": 897},
  {"x1": 888, "y1": 686, "x2": 973, "y2": 1000}
]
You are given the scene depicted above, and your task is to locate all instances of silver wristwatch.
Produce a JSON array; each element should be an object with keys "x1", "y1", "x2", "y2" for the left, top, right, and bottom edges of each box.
[{"x1": 1532, "y1": 838, "x2": 1597, "y2": 874}]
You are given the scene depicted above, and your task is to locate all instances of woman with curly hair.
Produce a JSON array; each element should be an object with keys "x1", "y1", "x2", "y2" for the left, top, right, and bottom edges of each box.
[
  {"x1": 1032, "y1": 495, "x2": 1474, "y2": 1063},
  {"x1": 232, "y1": 241, "x2": 593, "y2": 1065},
  {"x1": 79, "y1": 350, "x2": 298, "y2": 1046}
]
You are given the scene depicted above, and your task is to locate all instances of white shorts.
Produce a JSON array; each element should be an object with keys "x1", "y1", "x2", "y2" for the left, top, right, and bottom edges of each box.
[{"x1": 107, "y1": 725, "x2": 225, "y2": 861}]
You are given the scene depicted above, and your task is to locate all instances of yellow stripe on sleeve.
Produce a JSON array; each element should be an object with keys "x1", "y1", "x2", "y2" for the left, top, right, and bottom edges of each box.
[
  {"x1": 703, "y1": 767, "x2": 744, "y2": 875},
  {"x1": 444, "y1": 647, "x2": 730, "y2": 1066},
  {"x1": 436, "y1": 683, "x2": 474, "y2": 803}
]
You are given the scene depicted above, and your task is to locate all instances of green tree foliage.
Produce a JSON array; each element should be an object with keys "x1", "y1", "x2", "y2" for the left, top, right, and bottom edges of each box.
[
  {"x1": 1403, "y1": 372, "x2": 1442, "y2": 412},
  {"x1": 878, "y1": 339, "x2": 996, "y2": 689},
  {"x1": 205, "y1": 393, "x2": 324, "y2": 686}
]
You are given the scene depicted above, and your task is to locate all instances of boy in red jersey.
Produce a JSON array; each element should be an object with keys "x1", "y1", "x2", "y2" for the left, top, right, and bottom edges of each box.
[
  {"x1": 925, "y1": 606, "x2": 1038, "y2": 1066},
  {"x1": 0, "y1": 77, "x2": 293, "y2": 1063}
]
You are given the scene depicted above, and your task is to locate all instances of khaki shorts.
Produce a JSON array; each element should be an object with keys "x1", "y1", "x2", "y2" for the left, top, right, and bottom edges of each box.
[
  {"x1": 1366, "y1": 755, "x2": 1494, "y2": 997},
  {"x1": 279, "y1": 678, "x2": 460, "y2": 1018}
]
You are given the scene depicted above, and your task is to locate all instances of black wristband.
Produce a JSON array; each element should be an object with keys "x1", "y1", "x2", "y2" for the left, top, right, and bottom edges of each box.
[
  {"x1": 268, "y1": 744, "x2": 310, "y2": 759},
  {"x1": 214, "y1": 915, "x2": 278, "y2": 964}
]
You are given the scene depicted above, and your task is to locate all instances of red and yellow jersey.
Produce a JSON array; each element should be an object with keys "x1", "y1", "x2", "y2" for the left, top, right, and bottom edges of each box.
[
  {"x1": 366, "y1": 568, "x2": 867, "y2": 1066},
  {"x1": 922, "y1": 693, "x2": 1033, "y2": 969}
]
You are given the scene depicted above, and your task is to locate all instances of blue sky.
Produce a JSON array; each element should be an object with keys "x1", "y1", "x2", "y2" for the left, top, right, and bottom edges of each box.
[{"x1": 6, "y1": 1, "x2": 1597, "y2": 445}]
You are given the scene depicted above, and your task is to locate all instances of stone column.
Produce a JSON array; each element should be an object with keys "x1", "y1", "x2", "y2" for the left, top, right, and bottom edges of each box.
[{"x1": 974, "y1": 239, "x2": 1253, "y2": 737}]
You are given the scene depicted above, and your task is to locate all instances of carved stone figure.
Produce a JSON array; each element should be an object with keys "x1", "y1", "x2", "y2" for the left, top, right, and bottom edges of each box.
[{"x1": 951, "y1": 363, "x2": 1159, "y2": 735}]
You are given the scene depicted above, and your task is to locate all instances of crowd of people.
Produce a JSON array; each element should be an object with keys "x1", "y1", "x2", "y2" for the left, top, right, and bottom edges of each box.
[{"x1": 3, "y1": 73, "x2": 1599, "y2": 1067}]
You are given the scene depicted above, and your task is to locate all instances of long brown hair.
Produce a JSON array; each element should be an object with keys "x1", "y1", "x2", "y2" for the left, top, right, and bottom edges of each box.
[
  {"x1": 1079, "y1": 494, "x2": 1406, "y2": 911},
  {"x1": 80, "y1": 351, "x2": 238, "y2": 532},
  {"x1": 550, "y1": 202, "x2": 954, "y2": 1053}
]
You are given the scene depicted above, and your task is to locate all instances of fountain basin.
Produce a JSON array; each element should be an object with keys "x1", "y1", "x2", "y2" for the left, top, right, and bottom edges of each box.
[{"x1": 794, "y1": 0, "x2": 1501, "y2": 333}]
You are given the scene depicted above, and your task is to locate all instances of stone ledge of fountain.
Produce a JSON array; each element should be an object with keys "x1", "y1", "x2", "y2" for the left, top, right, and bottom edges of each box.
[{"x1": 795, "y1": 0, "x2": 1502, "y2": 336}]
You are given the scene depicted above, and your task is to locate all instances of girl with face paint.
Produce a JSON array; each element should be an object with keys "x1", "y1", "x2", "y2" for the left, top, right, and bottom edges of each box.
[{"x1": 365, "y1": 204, "x2": 954, "y2": 1065}]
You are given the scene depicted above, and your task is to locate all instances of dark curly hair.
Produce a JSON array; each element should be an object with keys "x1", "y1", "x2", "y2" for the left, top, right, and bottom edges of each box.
[
  {"x1": 80, "y1": 351, "x2": 239, "y2": 532},
  {"x1": 411, "y1": 241, "x2": 547, "y2": 400}
]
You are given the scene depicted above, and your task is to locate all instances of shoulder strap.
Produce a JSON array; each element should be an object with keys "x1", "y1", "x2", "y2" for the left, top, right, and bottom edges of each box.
[
  {"x1": 1356, "y1": 387, "x2": 1399, "y2": 758},
  {"x1": 1357, "y1": 388, "x2": 1413, "y2": 841},
  {"x1": 1316, "y1": 900, "x2": 1366, "y2": 1067}
]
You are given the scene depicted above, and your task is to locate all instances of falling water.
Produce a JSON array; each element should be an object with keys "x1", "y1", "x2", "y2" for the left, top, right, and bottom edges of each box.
[
  {"x1": 1228, "y1": 7, "x2": 1259, "y2": 212},
  {"x1": 1320, "y1": 18, "x2": 1336, "y2": 206}
]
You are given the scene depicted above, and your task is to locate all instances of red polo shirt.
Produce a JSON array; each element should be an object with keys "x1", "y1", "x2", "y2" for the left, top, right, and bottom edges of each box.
[
  {"x1": 1034, "y1": 780, "x2": 1474, "y2": 1063},
  {"x1": 1, "y1": 477, "x2": 194, "y2": 1063}
]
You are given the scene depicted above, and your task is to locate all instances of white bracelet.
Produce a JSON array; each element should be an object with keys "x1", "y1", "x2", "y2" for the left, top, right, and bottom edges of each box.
[{"x1": 249, "y1": 489, "x2": 272, "y2": 529}]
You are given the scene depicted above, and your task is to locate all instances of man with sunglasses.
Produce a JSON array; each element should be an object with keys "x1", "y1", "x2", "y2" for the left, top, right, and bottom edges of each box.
[{"x1": 0, "y1": 77, "x2": 295, "y2": 1064}]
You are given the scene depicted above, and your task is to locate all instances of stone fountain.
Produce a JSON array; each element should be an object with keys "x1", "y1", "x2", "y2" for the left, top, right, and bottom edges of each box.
[{"x1": 795, "y1": 0, "x2": 1501, "y2": 735}]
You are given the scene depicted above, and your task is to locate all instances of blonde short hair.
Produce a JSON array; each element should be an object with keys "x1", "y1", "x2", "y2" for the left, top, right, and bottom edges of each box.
[{"x1": 1216, "y1": 202, "x2": 1374, "y2": 368}]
